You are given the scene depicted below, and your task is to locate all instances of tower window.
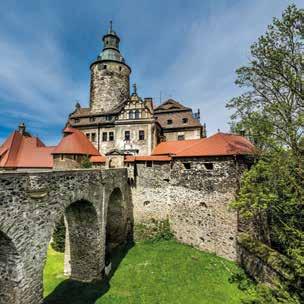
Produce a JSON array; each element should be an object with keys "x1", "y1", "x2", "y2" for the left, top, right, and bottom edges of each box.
[
  {"x1": 139, "y1": 130, "x2": 145, "y2": 140},
  {"x1": 177, "y1": 135, "x2": 185, "y2": 141},
  {"x1": 119, "y1": 66, "x2": 122, "y2": 71},
  {"x1": 125, "y1": 131, "x2": 130, "y2": 141},
  {"x1": 182, "y1": 118, "x2": 188, "y2": 124},
  {"x1": 85, "y1": 133, "x2": 90, "y2": 139},
  {"x1": 103, "y1": 65, "x2": 107, "y2": 70},
  {"x1": 91, "y1": 133, "x2": 96, "y2": 142},
  {"x1": 102, "y1": 132, "x2": 107, "y2": 142},
  {"x1": 167, "y1": 119, "x2": 172, "y2": 125},
  {"x1": 109, "y1": 132, "x2": 114, "y2": 141}
]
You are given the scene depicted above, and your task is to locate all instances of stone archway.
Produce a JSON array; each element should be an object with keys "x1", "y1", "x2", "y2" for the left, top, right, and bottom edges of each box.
[
  {"x1": 0, "y1": 231, "x2": 21, "y2": 304},
  {"x1": 106, "y1": 188, "x2": 127, "y2": 255},
  {"x1": 64, "y1": 199, "x2": 103, "y2": 282}
]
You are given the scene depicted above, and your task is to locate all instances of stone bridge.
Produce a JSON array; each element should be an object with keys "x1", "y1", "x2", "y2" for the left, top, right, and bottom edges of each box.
[{"x1": 0, "y1": 169, "x2": 132, "y2": 304}]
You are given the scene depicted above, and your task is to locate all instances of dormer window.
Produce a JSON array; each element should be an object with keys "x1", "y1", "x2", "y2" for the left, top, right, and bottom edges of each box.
[
  {"x1": 182, "y1": 118, "x2": 188, "y2": 124},
  {"x1": 167, "y1": 119, "x2": 173, "y2": 125},
  {"x1": 129, "y1": 111, "x2": 135, "y2": 119},
  {"x1": 135, "y1": 110, "x2": 140, "y2": 119}
]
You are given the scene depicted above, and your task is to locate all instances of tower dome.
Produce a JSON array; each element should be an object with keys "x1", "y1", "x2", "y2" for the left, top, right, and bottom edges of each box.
[{"x1": 89, "y1": 21, "x2": 131, "y2": 114}]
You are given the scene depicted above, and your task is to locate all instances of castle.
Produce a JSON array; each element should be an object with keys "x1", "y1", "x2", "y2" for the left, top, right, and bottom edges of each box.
[
  {"x1": 0, "y1": 23, "x2": 256, "y2": 303},
  {"x1": 67, "y1": 22, "x2": 206, "y2": 157}
]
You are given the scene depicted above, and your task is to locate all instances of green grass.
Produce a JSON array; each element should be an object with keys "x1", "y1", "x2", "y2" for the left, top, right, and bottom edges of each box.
[{"x1": 44, "y1": 241, "x2": 248, "y2": 304}]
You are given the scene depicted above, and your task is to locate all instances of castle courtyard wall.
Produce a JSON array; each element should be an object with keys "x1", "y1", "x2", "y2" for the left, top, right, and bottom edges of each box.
[{"x1": 131, "y1": 156, "x2": 247, "y2": 261}]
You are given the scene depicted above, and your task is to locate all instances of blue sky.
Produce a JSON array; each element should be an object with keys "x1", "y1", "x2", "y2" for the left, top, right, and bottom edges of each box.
[{"x1": 0, "y1": 0, "x2": 302, "y2": 145}]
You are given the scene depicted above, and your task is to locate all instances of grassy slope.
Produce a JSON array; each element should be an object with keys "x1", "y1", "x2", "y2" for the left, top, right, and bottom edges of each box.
[{"x1": 44, "y1": 241, "x2": 247, "y2": 304}]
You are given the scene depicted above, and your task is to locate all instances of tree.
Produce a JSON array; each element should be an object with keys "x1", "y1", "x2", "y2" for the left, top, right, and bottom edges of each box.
[
  {"x1": 80, "y1": 154, "x2": 92, "y2": 168},
  {"x1": 227, "y1": 5, "x2": 304, "y2": 301}
]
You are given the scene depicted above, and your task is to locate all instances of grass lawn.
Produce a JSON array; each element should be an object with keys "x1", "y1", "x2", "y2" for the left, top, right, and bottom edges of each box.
[{"x1": 44, "y1": 241, "x2": 248, "y2": 304}]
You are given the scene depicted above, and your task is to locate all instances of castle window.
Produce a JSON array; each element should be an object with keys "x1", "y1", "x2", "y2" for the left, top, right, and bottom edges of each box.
[
  {"x1": 146, "y1": 161, "x2": 152, "y2": 168},
  {"x1": 183, "y1": 162, "x2": 191, "y2": 170},
  {"x1": 74, "y1": 118, "x2": 80, "y2": 123},
  {"x1": 129, "y1": 111, "x2": 134, "y2": 119},
  {"x1": 177, "y1": 135, "x2": 185, "y2": 141},
  {"x1": 86, "y1": 133, "x2": 90, "y2": 139},
  {"x1": 89, "y1": 117, "x2": 95, "y2": 122},
  {"x1": 167, "y1": 119, "x2": 172, "y2": 125},
  {"x1": 103, "y1": 65, "x2": 107, "y2": 70},
  {"x1": 119, "y1": 66, "x2": 122, "y2": 71},
  {"x1": 102, "y1": 132, "x2": 107, "y2": 142},
  {"x1": 139, "y1": 130, "x2": 145, "y2": 140},
  {"x1": 182, "y1": 118, "x2": 188, "y2": 124},
  {"x1": 125, "y1": 130, "x2": 130, "y2": 141},
  {"x1": 135, "y1": 110, "x2": 140, "y2": 119},
  {"x1": 109, "y1": 132, "x2": 114, "y2": 141},
  {"x1": 91, "y1": 133, "x2": 96, "y2": 142},
  {"x1": 106, "y1": 115, "x2": 112, "y2": 121},
  {"x1": 204, "y1": 163, "x2": 214, "y2": 170}
]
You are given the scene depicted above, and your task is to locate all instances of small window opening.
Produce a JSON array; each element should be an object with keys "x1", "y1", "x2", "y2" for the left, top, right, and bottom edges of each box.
[
  {"x1": 125, "y1": 130, "x2": 130, "y2": 141},
  {"x1": 89, "y1": 117, "x2": 95, "y2": 122},
  {"x1": 204, "y1": 163, "x2": 214, "y2": 170},
  {"x1": 119, "y1": 66, "x2": 122, "y2": 71},
  {"x1": 109, "y1": 132, "x2": 114, "y2": 141},
  {"x1": 182, "y1": 118, "x2": 188, "y2": 124},
  {"x1": 60, "y1": 154, "x2": 64, "y2": 160},
  {"x1": 103, "y1": 65, "x2": 107, "y2": 70},
  {"x1": 102, "y1": 132, "x2": 107, "y2": 142},
  {"x1": 146, "y1": 161, "x2": 152, "y2": 167},
  {"x1": 74, "y1": 118, "x2": 80, "y2": 123},
  {"x1": 91, "y1": 133, "x2": 96, "y2": 142},
  {"x1": 167, "y1": 119, "x2": 173, "y2": 125},
  {"x1": 177, "y1": 135, "x2": 185, "y2": 141},
  {"x1": 139, "y1": 130, "x2": 145, "y2": 140},
  {"x1": 86, "y1": 133, "x2": 90, "y2": 139},
  {"x1": 135, "y1": 110, "x2": 140, "y2": 119},
  {"x1": 183, "y1": 162, "x2": 191, "y2": 170}
]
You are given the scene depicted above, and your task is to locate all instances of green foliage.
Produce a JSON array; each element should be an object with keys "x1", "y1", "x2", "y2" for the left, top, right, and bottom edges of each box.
[
  {"x1": 51, "y1": 217, "x2": 66, "y2": 253},
  {"x1": 227, "y1": 4, "x2": 304, "y2": 302},
  {"x1": 80, "y1": 154, "x2": 92, "y2": 168},
  {"x1": 44, "y1": 241, "x2": 249, "y2": 303},
  {"x1": 134, "y1": 218, "x2": 174, "y2": 242}
]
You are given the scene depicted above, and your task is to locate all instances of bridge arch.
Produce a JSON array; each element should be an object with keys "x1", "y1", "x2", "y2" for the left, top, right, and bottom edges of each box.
[
  {"x1": 0, "y1": 231, "x2": 21, "y2": 304},
  {"x1": 63, "y1": 199, "x2": 103, "y2": 281}
]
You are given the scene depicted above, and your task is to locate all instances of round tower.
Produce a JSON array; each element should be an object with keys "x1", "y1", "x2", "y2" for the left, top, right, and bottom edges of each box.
[{"x1": 90, "y1": 22, "x2": 131, "y2": 113}]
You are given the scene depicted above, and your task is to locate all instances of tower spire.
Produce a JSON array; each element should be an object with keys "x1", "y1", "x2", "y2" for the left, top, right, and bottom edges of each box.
[{"x1": 109, "y1": 20, "x2": 113, "y2": 33}]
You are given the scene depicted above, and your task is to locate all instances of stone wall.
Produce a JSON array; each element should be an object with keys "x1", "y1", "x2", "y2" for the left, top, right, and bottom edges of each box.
[
  {"x1": 131, "y1": 156, "x2": 247, "y2": 260},
  {"x1": 90, "y1": 61, "x2": 130, "y2": 113},
  {"x1": 164, "y1": 128, "x2": 202, "y2": 141},
  {"x1": 0, "y1": 169, "x2": 132, "y2": 304}
]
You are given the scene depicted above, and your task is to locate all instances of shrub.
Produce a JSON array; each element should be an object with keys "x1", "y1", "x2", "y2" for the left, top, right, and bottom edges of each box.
[{"x1": 51, "y1": 216, "x2": 66, "y2": 253}]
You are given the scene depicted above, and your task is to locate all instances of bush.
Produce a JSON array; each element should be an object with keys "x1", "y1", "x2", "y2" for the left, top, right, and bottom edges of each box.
[
  {"x1": 134, "y1": 219, "x2": 174, "y2": 242},
  {"x1": 51, "y1": 216, "x2": 66, "y2": 253}
]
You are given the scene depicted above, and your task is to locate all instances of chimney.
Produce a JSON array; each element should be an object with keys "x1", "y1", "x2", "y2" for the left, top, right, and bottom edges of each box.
[{"x1": 144, "y1": 97, "x2": 153, "y2": 110}]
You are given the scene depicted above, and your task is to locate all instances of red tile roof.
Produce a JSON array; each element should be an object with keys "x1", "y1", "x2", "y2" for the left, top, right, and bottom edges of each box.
[
  {"x1": 0, "y1": 131, "x2": 54, "y2": 169},
  {"x1": 151, "y1": 133, "x2": 254, "y2": 158},
  {"x1": 52, "y1": 127, "x2": 100, "y2": 156},
  {"x1": 90, "y1": 155, "x2": 107, "y2": 163},
  {"x1": 152, "y1": 139, "x2": 201, "y2": 156},
  {"x1": 174, "y1": 133, "x2": 254, "y2": 157}
]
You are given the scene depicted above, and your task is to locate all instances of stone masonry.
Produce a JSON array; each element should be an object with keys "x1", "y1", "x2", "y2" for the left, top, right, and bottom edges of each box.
[
  {"x1": 131, "y1": 156, "x2": 247, "y2": 261},
  {"x1": 89, "y1": 61, "x2": 131, "y2": 113},
  {"x1": 0, "y1": 169, "x2": 132, "y2": 304}
]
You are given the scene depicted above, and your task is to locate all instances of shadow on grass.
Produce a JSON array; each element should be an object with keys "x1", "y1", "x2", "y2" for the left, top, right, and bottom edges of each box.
[{"x1": 44, "y1": 241, "x2": 134, "y2": 304}]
